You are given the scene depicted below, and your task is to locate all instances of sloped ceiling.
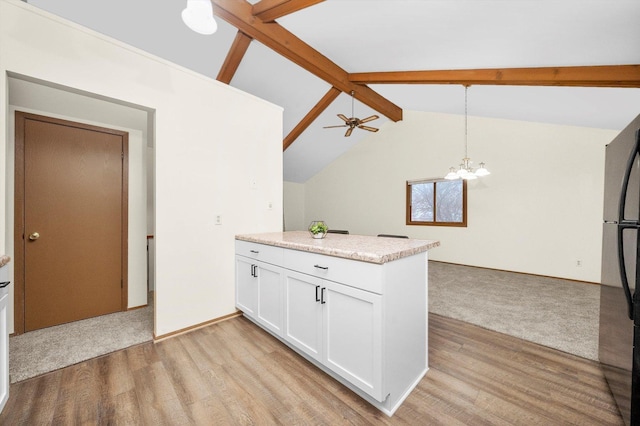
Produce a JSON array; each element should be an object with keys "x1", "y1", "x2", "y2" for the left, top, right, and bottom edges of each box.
[{"x1": 24, "y1": 0, "x2": 640, "y2": 182}]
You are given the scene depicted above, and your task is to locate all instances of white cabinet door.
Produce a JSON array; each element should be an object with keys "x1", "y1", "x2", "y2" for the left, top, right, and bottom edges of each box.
[
  {"x1": 323, "y1": 281, "x2": 383, "y2": 401},
  {"x1": 283, "y1": 269, "x2": 382, "y2": 400},
  {"x1": 284, "y1": 270, "x2": 323, "y2": 362},
  {"x1": 236, "y1": 256, "x2": 257, "y2": 317},
  {"x1": 237, "y1": 256, "x2": 284, "y2": 336},
  {"x1": 256, "y1": 262, "x2": 283, "y2": 336}
]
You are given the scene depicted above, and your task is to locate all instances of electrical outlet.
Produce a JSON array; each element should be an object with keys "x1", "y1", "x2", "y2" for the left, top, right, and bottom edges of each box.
[
  {"x1": 215, "y1": 214, "x2": 222, "y2": 225},
  {"x1": 576, "y1": 260, "x2": 582, "y2": 267}
]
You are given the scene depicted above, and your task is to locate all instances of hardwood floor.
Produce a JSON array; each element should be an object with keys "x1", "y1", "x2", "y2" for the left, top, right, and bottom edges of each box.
[{"x1": 0, "y1": 314, "x2": 623, "y2": 425}]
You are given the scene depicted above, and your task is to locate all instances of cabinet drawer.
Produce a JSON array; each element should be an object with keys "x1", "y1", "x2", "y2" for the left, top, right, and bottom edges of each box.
[
  {"x1": 236, "y1": 240, "x2": 283, "y2": 266},
  {"x1": 283, "y1": 249, "x2": 383, "y2": 294}
]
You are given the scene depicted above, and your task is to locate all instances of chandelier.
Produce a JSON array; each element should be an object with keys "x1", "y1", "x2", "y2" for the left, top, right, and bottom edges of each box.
[{"x1": 444, "y1": 86, "x2": 490, "y2": 180}]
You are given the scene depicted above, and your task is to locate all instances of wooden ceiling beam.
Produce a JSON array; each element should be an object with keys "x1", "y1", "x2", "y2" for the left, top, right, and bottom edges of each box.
[
  {"x1": 252, "y1": 0, "x2": 324, "y2": 22},
  {"x1": 216, "y1": 30, "x2": 253, "y2": 84},
  {"x1": 210, "y1": 0, "x2": 402, "y2": 122},
  {"x1": 284, "y1": 86, "x2": 340, "y2": 151},
  {"x1": 349, "y1": 65, "x2": 640, "y2": 88}
]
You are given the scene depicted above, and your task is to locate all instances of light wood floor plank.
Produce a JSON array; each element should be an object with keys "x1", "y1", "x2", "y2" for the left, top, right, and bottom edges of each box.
[
  {"x1": 0, "y1": 313, "x2": 624, "y2": 425},
  {"x1": 99, "y1": 348, "x2": 135, "y2": 398},
  {"x1": 109, "y1": 389, "x2": 144, "y2": 425},
  {"x1": 154, "y1": 336, "x2": 215, "y2": 405},
  {"x1": 126, "y1": 340, "x2": 161, "y2": 372},
  {"x1": 132, "y1": 362, "x2": 191, "y2": 425},
  {"x1": 186, "y1": 394, "x2": 236, "y2": 425},
  {"x1": 429, "y1": 315, "x2": 622, "y2": 424}
]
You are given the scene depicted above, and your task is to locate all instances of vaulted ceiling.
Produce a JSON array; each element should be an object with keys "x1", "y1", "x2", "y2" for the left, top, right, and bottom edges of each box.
[{"x1": 24, "y1": 0, "x2": 640, "y2": 182}]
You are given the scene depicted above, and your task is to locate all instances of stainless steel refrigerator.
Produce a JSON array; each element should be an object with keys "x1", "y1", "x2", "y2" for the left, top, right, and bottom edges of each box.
[{"x1": 600, "y1": 113, "x2": 640, "y2": 426}]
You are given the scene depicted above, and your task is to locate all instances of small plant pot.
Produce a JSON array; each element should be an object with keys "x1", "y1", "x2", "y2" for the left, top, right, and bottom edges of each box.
[{"x1": 308, "y1": 221, "x2": 328, "y2": 239}]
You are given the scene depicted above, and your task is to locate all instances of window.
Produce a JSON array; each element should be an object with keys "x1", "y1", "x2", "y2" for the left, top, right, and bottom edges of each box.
[{"x1": 406, "y1": 179, "x2": 467, "y2": 227}]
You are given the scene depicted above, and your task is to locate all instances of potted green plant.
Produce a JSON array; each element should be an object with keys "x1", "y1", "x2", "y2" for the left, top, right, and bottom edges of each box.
[{"x1": 308, "y1": 220, "x2": 328, "y2": 239}]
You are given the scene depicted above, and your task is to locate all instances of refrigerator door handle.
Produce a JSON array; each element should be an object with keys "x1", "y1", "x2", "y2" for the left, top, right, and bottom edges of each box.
[
  {"x1": 619, "y1": 131, "x2": 640, "y2": 223},
  {"x1": 618, "y1": 225, "x2": 635, "y2": 320},
  {"x1": 616, "y1": 131, "x2": 640, "y2": 320}
]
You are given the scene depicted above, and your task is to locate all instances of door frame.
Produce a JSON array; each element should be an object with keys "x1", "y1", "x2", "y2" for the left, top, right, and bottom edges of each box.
[{"x1": 13, "y1": 111, "x2": 129, "y2": 335}]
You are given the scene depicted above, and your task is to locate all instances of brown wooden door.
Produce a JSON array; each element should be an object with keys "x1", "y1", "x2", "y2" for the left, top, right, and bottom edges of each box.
[{"x1": 15, "y1": 112, "x2": 128, "y2": 333}]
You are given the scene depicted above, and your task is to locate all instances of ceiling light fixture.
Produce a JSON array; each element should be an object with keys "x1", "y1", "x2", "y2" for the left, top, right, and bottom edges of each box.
[
  {"x1": 182, "y1": 0, "x2": 218, "y2": 35},
  {"x1": 445, "y1": 85, "x2": 490, "y2": 180}
]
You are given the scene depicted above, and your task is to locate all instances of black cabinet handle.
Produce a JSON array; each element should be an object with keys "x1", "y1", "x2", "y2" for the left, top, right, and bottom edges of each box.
[
  {"x1": 250, "y1": 250, "x2": 259, "y2": 254},
  {"x1": 0, "y1": 281, "x2": 9, "y2": 289},
  {"x1": 315, "y1": 285, "x2": 320, "y2": 302},
  {"x1": 250, "y1": 264, "x2": 257, "y2": 277},
  {"x1": 314, "y1": 264, "x2": 329, "y2": 270},
  {"x1": 320, "y1": 287, "x2": 326, "y2": 304}
]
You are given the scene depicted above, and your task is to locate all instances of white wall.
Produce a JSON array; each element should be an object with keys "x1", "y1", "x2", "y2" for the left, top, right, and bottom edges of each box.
[
  {"x1": 283, "y1": 181, "x2": 305, "y2": 231},
  {"x1": 293, "y1": 110, "x2": 616, "y2": 282},
  {"x1": 0, "y1": 0, "x2": 283, "y2": 337}
]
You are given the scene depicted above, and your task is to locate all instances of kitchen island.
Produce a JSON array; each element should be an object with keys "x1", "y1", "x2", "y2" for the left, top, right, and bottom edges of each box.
[{"x1": 235, "y1": 231, "x2": 439, "y2": 416}]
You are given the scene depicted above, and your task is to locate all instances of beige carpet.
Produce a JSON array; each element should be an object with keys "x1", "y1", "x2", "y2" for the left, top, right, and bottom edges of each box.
[
  {"x1": 428, "y1": 261, "x2": 600, "y2": 360},
  {"x1": 9, "y1": 303, "x2": 153, "y2": 383}
]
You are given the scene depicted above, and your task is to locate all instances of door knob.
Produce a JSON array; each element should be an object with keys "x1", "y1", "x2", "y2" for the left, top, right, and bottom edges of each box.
[{"x1": 28, "y1": 232, "x2": 40, "y2": 241}]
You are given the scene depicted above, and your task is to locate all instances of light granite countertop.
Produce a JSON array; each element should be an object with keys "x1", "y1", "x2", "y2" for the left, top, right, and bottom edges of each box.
[
  {"x1": 236, "y1": 231, "x2": 440, "y2": 264},
  {"x1": 0, "y1": 255, "x2": 10, "y2": 268}
]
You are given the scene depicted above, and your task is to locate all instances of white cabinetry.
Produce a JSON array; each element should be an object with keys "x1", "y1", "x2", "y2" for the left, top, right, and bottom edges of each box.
[
  {"x1": 235, "y1": 241, "x2": 284, "y2": 337},
  {"x1": 283, "y1": 269, "x2": 383, "y2": 400},
  {"x1": 255, "y1": 263, "x2": 283, "y2": 335},
  {"x1": 283, "y1": 270, "x2": 323, "y2": 361},
  {"x1": 321, "y1": 279, "x2": 382, "y2": 399},
  {"x1": 235, "y1": 256, "x2": 258, "y2": 316},
  {"x1": 235, "y1": 238, "x2": 429, "y2": 416}
]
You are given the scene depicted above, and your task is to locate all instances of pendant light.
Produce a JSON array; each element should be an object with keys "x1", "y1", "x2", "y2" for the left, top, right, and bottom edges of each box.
[
  {"x1": 445, "y1": 86, "x2": 490, "y2": 180},
  {"x1": 182, "y1": 0, "x2": 218, "y2": 35}
]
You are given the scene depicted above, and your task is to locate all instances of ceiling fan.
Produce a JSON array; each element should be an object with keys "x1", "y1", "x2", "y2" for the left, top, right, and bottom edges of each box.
[{"x1": 323, "y1": 91, "x2": 379, "y2": 137}]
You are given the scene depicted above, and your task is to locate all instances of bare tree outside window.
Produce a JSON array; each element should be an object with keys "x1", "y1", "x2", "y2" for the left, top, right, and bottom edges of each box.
[
  {"x1": 406, "y1": 179, "x2": 467, "y2": 227},
  {"x1": 436, "y1": 180, "x2": 463, "y2": 222},
  {"x1": 410, "y1": 182, "x2": 434, "y2": 222}
]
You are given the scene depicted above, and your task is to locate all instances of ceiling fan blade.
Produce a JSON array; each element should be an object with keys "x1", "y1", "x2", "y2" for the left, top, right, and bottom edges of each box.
[
  {"x1": 337, "y1": 114, "x2": 350, "y2": 123},
  {"x1": 359, "y1": 115, "x2": 379, "y2": 124},
  {"x1": 323, "y1": 125, "x2": 349, "y2": 129},
  {"x1": 345, "y1": 127, "x2": 353, "y2": 137},
  {"x1": 358, "y1": 125, "x2": 379, "y2": 132}
]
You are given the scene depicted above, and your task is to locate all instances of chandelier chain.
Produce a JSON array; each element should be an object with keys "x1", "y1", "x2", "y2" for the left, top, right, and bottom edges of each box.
[
  {"x1": 351, "y1": 90, "x2": 355, "y2": 118},
  {"x1": 444, "y1": 84, "x2": 490, "y2": 180}
]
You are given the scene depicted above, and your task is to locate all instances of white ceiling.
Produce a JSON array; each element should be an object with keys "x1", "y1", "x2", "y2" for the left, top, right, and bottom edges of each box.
[
  {"x1": 280, "y1": 0, "x2": 638, "y2": 71},
  {"x1": 24, "y1": 0, "x2": 640, "y2": 182}
]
